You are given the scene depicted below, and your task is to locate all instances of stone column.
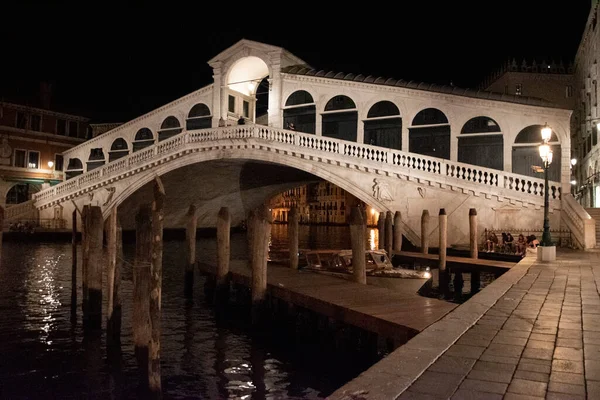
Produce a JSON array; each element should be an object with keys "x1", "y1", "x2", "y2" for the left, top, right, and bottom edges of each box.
[
  {"x1": 385, "y1": 211, "x2": 393, "y2": 257},
  {"x1": 377, "y1": 212, "x2": 385, "y2": 250},
  {"x1": 148, "y1": 177, "x2": 165, "y2": 396},
  {"x1": 84, "y1": 205, "x2": 103, "y2": 333},
  {"x1": 246, "y1": 209, "x2": 256, "y2": 269},
  {"x1": 106, "y1": 207, "x2": 119, "y2": 346},
  {"x1": 216, "y1": 207, "x2": 231, "y2": 303},
  {"x1": 350, "y1": 207, "x2": 366, "y2": 284},
  {"x1": 71, "y1": 209, "x2": 77, "y2": 323},
  {"x1": 469, "y1": 208, "x2": 478, "y2": 259},
  {"x1": 421, "y1": 210, "x2": 430, "y2": 254},
  {"x1": 393, "y1": 211, "x2": 403, "y2": 251},
  {"x1": 289, "y1": 207, "x2": 299, "y2": 269},
  {"x1": 184, "y1": 204, "x2": 197, "y2": 298},
  {"x1": 251, "y1": 205, "x2": 272, "y2": 325},
  {"x1": 439, "y1": 208, "x2": 448, "y2": 298}
]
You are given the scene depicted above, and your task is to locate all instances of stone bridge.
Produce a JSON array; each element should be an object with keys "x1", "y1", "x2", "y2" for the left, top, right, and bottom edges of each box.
[
  {"x1": 31, "y1": 39, "x2": 596, "y2": 248},
  {"x1": 33, "y1": 124, "x2": 594, "y2": 248}
]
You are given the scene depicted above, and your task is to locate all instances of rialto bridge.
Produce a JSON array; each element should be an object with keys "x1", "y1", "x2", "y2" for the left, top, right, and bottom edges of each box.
[{"x1": 32, "y1": 39, "x2": 596, "y2": 249}]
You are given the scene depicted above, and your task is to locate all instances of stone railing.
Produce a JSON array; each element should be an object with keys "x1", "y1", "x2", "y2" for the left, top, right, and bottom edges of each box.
[
  {"x1": 5, "y1": 200, "x2": 38, "y2": 221},
  {"x1": 561, "y1": 194, "x2": 596, "y2": 249},
  {"x1": 34, "y1": 125, "x2": 562, "y2": 209}
]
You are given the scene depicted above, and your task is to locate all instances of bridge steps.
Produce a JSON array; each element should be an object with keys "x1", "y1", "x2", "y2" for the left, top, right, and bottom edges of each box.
[{"x1": 585, "y1": 208, "x2": 600, "y2": 246}]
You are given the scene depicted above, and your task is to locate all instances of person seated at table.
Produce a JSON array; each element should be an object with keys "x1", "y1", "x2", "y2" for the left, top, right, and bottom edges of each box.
[
  {"x1": 486, "y1": 232, "x2": 499, "y2": 252},
  {"x1": 516, "y1": 234, "x2": 527, "y2": 255}
]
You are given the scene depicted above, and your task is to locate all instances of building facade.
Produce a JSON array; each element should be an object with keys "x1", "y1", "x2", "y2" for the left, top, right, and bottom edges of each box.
[
  {"x1": 572, "y1": 0, "x2": 600, "y2": 207},
  {"x1": 0, "y1": 101, "x2": 89, "y2": 225}
]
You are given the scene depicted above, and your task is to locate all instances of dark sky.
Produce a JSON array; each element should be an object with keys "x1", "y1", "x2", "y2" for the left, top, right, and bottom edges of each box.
[{"x1": 0, "y1": 2, "x2": 592, "y2": 123}]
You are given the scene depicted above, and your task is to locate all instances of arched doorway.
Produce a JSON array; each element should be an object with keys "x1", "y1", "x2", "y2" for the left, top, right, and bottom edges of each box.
[
  {"x1": 226, "y1": 56, "x2": 269, "y2": 125},
  {"x1": 283, "y1": 90, "x2": 316, "y2": 133},
  {"x1": 512, "y1": 125, "x2": 561, "y2": 181},
  {"x1": 364, "y1": 101, "x2": 402, "y2": 150},
  {"x1": 322, "y1": 95, "x2": 358, "y2": 142},
  {"x1": 409, "y1": 108, "x2": 450, "y2": 159},
  {"x1": 458, "y1": 116, "x2": 503, "y2": 170}
]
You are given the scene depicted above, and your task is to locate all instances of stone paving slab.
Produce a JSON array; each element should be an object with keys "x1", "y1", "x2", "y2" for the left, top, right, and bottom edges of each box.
[{"x1": 329, "y1": 249, "x2": 600, "y2": 400}]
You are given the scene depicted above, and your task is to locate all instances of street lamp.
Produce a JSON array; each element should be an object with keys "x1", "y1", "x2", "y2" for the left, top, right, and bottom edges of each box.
[{"x1": 539, "y1": 124, "x2": 553, "y2": 246}]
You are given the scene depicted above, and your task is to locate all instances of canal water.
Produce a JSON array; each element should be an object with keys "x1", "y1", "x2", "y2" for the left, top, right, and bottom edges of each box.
[{"x1": 0, "y1": 225, "x2": 383, "y2": 399}]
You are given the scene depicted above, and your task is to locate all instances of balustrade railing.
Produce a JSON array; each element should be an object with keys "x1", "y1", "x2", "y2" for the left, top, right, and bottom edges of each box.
[
  {"x1": 5, "y1": 200, "x2": 37, "y2": 220},
  {"x1": 34, "y1": 125, "x2": 562, "y2": 206}
]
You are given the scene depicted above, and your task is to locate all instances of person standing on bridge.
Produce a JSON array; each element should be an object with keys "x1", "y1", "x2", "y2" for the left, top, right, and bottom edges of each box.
[{"x1": 237, "y1": 115, "x2": 245, "y2": 125}]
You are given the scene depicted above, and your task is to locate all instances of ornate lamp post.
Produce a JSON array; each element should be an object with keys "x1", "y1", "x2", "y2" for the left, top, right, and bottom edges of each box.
[{"x1": 539, "y1": 124, "x2": 553, "y2": 246}]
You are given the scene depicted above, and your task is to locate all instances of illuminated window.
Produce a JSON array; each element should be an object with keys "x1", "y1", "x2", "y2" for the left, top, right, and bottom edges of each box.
[{"x1": 28, "y1": 151, "x2": 40, "y2": 168}]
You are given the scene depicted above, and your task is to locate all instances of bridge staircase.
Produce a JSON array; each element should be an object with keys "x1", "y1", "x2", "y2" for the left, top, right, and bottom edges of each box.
[{"x1": 585, "y1": 208, "x2": 600, "y2": 247}]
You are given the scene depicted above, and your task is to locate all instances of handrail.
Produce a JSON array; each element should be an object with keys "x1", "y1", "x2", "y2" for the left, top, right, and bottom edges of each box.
[
  {"x1": 5, "y1": 200, "x2": 37, "y2": 220},
  {"x1": 561, "y1": 194, "x2": 596, "y2": 249},
  {"x1": 34, "y1": 124, "x2": 563, "y2": 207}
]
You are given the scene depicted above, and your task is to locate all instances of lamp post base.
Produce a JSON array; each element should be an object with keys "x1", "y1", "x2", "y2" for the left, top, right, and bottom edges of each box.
[{"x1": 537, "y1": 245, "x2": 556, "y2": 262}]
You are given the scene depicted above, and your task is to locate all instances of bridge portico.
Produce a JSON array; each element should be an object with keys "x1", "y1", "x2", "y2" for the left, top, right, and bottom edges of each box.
[{"x1": 32, "y1": 39, "x2": 596, "y2": 249}]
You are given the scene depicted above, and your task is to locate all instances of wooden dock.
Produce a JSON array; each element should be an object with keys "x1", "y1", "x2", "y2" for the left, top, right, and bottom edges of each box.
[
  {"x1": 199, "y1": 259, "x2": 458, "y2": 343},
  {"x1": 391, "y1": 250, "x2": 516, "y2": 272}
]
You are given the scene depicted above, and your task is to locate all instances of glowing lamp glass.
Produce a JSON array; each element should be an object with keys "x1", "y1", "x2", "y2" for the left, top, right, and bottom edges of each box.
[{"x1": 541, "y1": 125, "x2": 552, "y2": 142}]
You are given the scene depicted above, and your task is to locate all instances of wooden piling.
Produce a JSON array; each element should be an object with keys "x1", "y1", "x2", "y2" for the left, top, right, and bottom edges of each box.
[
  {"x1": 421, "y1": 210, "x2": 430, "y2": 254},
  {"x1": 438, "y1": 208, "x2": 448, "y2": 298},
  {"x1": 246, "y1": 209, "x2": 256, "y2": 269},
  {"x1": 350, "y1": 207, "x2": 366, "y2": 284},
  {"x1": 0, "y1": 206, "x2": 3, "y2": 268},
  {"x1": 289, "y1": 207, "x2": 299, "y2": 269},
  {"x1": 393, "y1": 211, "x2": 402, "y2": 252},
  {"x1": 184, "y1": 204, "x2": 197, "y2": 298},
  {"x1": 82, "y1": 205, "x2": 89, "y2": 317},
  {"x1": 114, "y1": 216, "x2": 123, "y2": 343},
  {"x1": 71, "y1": 209, "x2": 77, "y2": 323},
  {"x1": 469, "y1": 208, "x2": 478, "y2": 259},
  {"x1": 377, "y1": 212, "x2": 385, "y2": 250},
  {"x1": 149, "y1": 176, "x2": 165, "y2": 397},
  {"x1": 85, "y1": 206, "x2": 103, "y2": 332},
  {"x1": 385, "y1": 211, "x2": 393, "y2": 257},
  {"x1": 471, "y1": 271, "x2": 481, "y2": 295},
  {"x1": 216, "y1": 207, "x2": 231, "y2": 303},
  {"x1": 133, "y1": 203, "x2": 152, "y2": 382},
  {"x1": 453, "y1": 270, "x2": 464, "y2": 302},
  {"x1": 106, "y1": 207, "x2": 119, "y2": 346},
  {"x1": 251, "y1": 205, "x2": 272, "y2": 325}
]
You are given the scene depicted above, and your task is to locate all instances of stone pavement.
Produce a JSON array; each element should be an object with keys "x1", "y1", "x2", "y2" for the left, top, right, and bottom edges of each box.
[{"x1": 329, "y1": 248, "x2": 600, "y2": 400}]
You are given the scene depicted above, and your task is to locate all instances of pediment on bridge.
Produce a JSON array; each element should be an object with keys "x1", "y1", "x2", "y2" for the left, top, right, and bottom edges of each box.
[
  {"x1": 207, "y1": 39, "x2": 311, "y2": 69},
  {"x1": 492, "y1": 203, "x2": 522, "y2": 212}
]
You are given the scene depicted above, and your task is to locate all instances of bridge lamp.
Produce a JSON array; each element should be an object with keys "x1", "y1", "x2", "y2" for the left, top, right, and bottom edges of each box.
[
  {"x1": 571, "y1": 158, "x2": 577, "y2": 167},
  {"x1": 539, "y1": 124, "x2": 553, "y2": 247}
]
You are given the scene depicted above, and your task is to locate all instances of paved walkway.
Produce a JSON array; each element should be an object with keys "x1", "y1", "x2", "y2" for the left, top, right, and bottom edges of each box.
[{"x1": 330, "y1": 249, "x2": 600, "y2": 400}]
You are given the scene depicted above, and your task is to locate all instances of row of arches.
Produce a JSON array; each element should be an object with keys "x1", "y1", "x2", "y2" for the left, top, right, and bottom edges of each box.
[{"x1": 282, "y1": 90, "x2": 561, "y2": 181}]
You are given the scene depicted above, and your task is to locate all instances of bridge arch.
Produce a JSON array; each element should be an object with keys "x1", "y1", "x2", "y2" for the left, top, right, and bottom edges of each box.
[
  {"x1": 186, "y1": 103, "x2": 212, "y2": 130},
  {"x1": 86, "y1": 148, "x2": 106, "y2": 171},
  {"x1": 363, "y1": 100, "x2": 402, "y2": 150},
  {"x1": 106, "y1": 147, "x2": 389, "y2": 222},
  {"x1": 283, "y1": 90, "x2": 316, "y2": 133},
  {"x1": 322, "y1": 95, "x2": 358, "y2": 142},
  {"x1": 65, "y1": 158, "x2": 83, "y2": 180},
  {"x1": 512, "y1": 124, "x2": 561, "y2": 181},
  {"x1": 109, "y1": 138, "x2": 129, "y2": 162},
  {"x1": 409, "y1": 107, "x2": 450, "y2": 159},
  {"x1": 158, "y1": 116, "x2": 183, "y2": 142},
  {"x1": 458, "y1": 116, "x2": 503, "y2": 170},
  {"x1": 133, "y1": 128, "x2": 155, "y2": 152}
]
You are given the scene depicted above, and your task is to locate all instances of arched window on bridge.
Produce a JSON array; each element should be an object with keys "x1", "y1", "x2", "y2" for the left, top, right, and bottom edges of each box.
[
  {"x1": 512, "y1": 125, "x2": 561, "y2": 181},
  {"x1": 458, "y1": 117, "x2": 503, "y2": 170},
  {"x1": 364, "y1": 101, "x2": 402, "y2": 150},
  {"x1": 6, "y1": 183, "x2": 35, "y2": 204},
  {"x1": 322, "y1": 95, "x2": 358, "y2": 142},
  {"x1": 186, "y1": 103, "x2": 212, "y2": 130},
  {"x1": 87, "y1": 148, "x2": 106, "y2": 171},
  {"x1": 109, "y1": 138, "x2": 129, "y2": 162},
  {"x1": 65, "y1": 158, "x2": 83, "y2": 180},
  {"x1": 158, "y1": 116, "x2": 182, "y2": 142},
  {"x1": 133, "y1": 128, "x2": 155, "y2": 152},
  {"x1": 409, "y1": 108, "x2": 450, "y2": 159},
  {"x1": 283, "y1": 90, "x2": 316, "y2": 133}
]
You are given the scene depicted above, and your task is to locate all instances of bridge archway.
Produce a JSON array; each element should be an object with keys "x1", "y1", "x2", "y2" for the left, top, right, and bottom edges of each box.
[
  {"x1": 109, "y1": 138, "x2": 129, "y2": 162},
  {"x1": 65, "y1": 158, "x2": 83, "y2": 179},
  {"x1": 225, "y1": 56, "x2": 270, "y2": 123},
  {"x1": 186, "y1": 104, "x2": 212, "y2": 130},
  {"x1": 364, "y1": 100, "x2": 402, "y2": 150},
  {"x1": 322, "y1": 95, "x2": 358, "y2": 142},
  {"x1": 87, "y1": 148, "x2": 105, "y2": 171},
  {"x1": 133, "y1": 128, "x2": 155, "y2": 152},
  {"x1": 409, "y1": 108, "x2": 450, "y2": 159},
  {"x1": 158, "y1": 116, "x2": 182, "y2": 142},
  {"x1": 5, "y1": 182, "x2": 41, "y2": 205},
  {"x1": 283, "y1": 90, "x2": 315, "y2": 133},
  {"x1": 458, "y1": 116, "x2": 503, "y2": 170},
  {"x1": 512, "y1": 124, "x2": 561, "y2": 181}
]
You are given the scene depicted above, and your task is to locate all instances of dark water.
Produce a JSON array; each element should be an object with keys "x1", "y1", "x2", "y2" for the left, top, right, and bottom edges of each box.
[{"x1": 0, "y1": 225, "x2": 381, "y2": 399}]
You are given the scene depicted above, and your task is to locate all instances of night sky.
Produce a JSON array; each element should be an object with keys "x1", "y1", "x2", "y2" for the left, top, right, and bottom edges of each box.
[{"x1": 0, "y1": 2, "x2": 592, "y2": 123}]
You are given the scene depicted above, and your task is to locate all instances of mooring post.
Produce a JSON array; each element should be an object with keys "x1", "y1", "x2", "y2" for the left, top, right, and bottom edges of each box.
[
  {"x1": 81, "y1": 205, "x2": 89, "y2": 318},
  {"x1": 350, "y1": 207, "x2": 366, "y2": 284},
  {"x1": 133, "y1": 203, "x2": 152, "y2": 386},
  {"x1": 393, "y1": 211, "x2": 402, "y2": 252},
  {"x1": 453, "y1": 269, "x2": 464, "y2": 302},
  {"x1": 438, "y1": 208, "x2": 448, "y2": 298},
  {"x1": 251, "y1": 205, "x2": 272, "y2": 325},
  {"x1": 106, "y1": 207, "x2": 119, "y2": 346},
  {"x1": 289, "y1": 207, "x2": 299, "y2": 270},
  {"x1": 469, "y1": 208, "x2": 478, "y2": 259},
  {"x1": 71, "y1": 209, "x2": 77, "y2": 323},
  {"x1": 216, "y1": 207, "x2": 231, "y2": 304},
  {"x1": 184, "y1": 204, "x2": 197, "y2": 298},
  {"x1": 86, "y1": 206, "x2": 103, "y2": 333},
  {"x1": 377, "y1": 212, "x2": 385, "y2": 250},
  {"x1": 0, "y1": 206, "x2": 3, "y2": 268},
  {"x1": 385, "y1": 211, "x2": 393, "y2": 257},
  {"x1": 246, "y1": 209, "x2": 256, "y2": 269},
  {"x1": 149, "y1": 177, "x2": 165, "y2": 397},
  {"x1": 421, "y1": 210, "x2": 430, "y2": 254},
  {"x1": 114, "y1": 215, "x2": 123, "y2": 343},
  {"x1": 471, "y1": 270, "x2": 481, "y2": 296}
]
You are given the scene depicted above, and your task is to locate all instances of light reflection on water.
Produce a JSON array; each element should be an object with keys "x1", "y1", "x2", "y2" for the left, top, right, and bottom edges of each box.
[{"x1": 0, "y1": 226, "x2": 374, "y2": 399}]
